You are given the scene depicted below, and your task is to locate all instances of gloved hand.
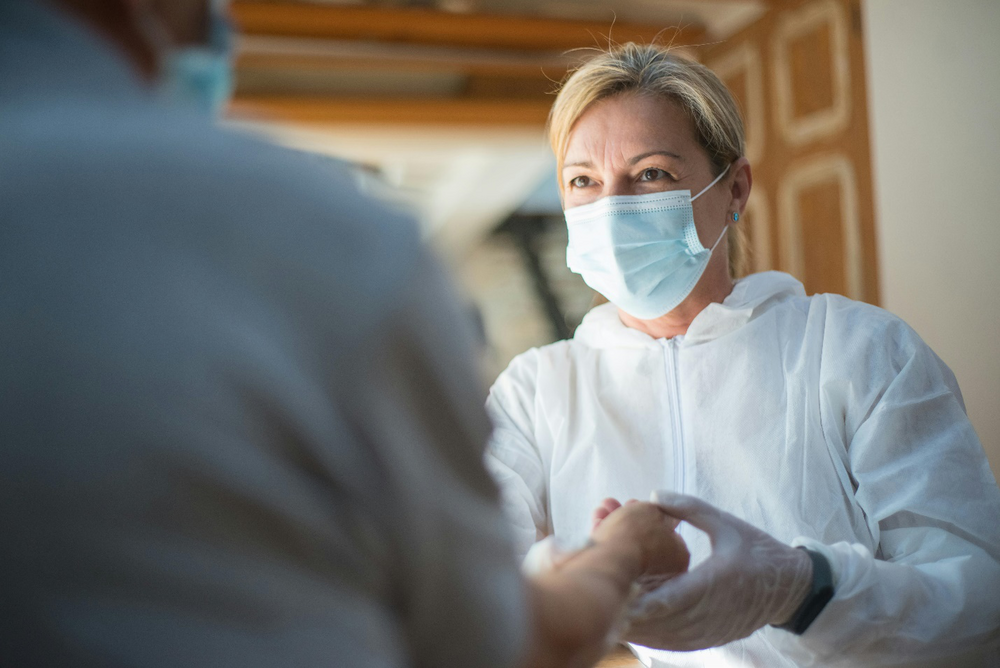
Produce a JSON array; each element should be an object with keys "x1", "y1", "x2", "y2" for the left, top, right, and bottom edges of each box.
[{"x1": 623, "y1": 491, "x2": 814, "y2": 651}]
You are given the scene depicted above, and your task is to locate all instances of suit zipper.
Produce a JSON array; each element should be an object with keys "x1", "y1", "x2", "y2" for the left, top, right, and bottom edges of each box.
[{"x1": 661, "y1": 338, "x2": 685, "y2": 494}]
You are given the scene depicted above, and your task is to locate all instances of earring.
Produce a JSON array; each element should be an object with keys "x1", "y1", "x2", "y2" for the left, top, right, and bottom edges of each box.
[{"x1": 732, "y1": 212, "x2": 740, "y2": 222}]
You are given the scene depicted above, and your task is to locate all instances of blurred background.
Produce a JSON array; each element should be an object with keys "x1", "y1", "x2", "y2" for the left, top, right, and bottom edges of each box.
[{"x1": 224, "y1": 0, "x2": 1000, "y2": 480}]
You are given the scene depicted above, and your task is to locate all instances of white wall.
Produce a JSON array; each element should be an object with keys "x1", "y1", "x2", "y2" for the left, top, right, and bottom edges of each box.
[{"x1": 863, "y1": 0, "x2": 1000, "y2": 481}]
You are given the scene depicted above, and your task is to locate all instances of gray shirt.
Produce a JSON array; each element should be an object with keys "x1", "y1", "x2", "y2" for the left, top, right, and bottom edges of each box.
[{"x1": 0, "y1": 3, "x2": 526, "y2": 666}]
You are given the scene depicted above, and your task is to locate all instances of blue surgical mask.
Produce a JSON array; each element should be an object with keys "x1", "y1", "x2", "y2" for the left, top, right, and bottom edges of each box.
[
  {"x1": 159, "y1": 4, "x2": 234, "y2": 116},
  {"x1": 565, "y1": 164, "x2": 731, "y2": 320}
]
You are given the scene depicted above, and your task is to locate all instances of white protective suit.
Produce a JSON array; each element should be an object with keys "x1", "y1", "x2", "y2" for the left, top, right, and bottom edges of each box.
[{"x1": 486, "y1": 271, "x2": 1000, "y2": 666}]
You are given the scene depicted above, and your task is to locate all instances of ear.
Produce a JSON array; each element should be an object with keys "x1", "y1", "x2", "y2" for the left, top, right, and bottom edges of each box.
[
  {"x1": 148, "y1": 0, "x2": 212, "y2": 45},
  {"x1": 728, "y1": 157, "x2": 753, "y2": 221},
  {"x1": 54, "y1": 0, "x2": 160, "y2": 78}
]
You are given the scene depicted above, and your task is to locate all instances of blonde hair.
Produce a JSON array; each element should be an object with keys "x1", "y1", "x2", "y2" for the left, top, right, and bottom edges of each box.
[{"x1": 548, "y1": 43, "x2": 751, "y2": 277}]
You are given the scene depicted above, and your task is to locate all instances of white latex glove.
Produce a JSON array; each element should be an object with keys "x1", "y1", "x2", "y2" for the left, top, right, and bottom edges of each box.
[{"x1": 624, "y1": 491, "x2": 814, "y2": 651}]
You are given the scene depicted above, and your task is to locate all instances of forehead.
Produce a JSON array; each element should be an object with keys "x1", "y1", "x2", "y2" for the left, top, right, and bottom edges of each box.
[{"x1": 564, "y1": 93, "x2": 701, "y2": 163}]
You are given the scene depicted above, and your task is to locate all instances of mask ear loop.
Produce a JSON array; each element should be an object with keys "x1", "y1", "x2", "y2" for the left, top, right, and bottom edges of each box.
[
  {"x1": 690, "y1": 163, "x2": 732, "y2": 202},
  {"x1": 709, "y1": 223, "x2": 729, "y2": 253},
  {"x1": 691, "y1": 162, "x2": 734, "y2": 254}
]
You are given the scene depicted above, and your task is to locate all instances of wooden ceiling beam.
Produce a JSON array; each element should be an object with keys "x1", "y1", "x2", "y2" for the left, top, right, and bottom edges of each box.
[
  {"x1": 235, "y1": 51, "x2": 567, "y2": 78},
  {"x1": 235, "y1": 35, "x2": 574, "y2": 78},
  {"x1": 230, "y1": 1, "x2": 708, "y2": 51},
  {"x1": 228, "y1": 96, "x2": 553, "y2": 126}
]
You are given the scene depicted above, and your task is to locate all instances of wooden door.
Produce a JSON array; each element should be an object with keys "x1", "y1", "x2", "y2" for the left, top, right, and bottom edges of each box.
[{"x1": 703, "y1": 0, "x2": 879, "y2": 303}]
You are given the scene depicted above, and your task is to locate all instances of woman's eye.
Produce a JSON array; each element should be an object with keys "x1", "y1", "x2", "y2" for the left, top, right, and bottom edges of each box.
[
  {"x1": 569, "y1": 175, "x2": 591, "y2": 188},
  {"x1": 640, "y1": 168, "x2": 667, "y2": 182}
]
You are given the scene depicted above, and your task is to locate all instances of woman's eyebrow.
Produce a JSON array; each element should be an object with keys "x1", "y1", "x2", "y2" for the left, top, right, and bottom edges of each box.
[
  {"x1": 563, "y1": 150, "x2": 683, "y2": 171},
  {"x1": 629, "y1": 150, "x2": 684, "y2": 164}
]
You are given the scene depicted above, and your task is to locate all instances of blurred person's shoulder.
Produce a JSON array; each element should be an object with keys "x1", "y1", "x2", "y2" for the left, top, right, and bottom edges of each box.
[
  {"x1": 0, "y1": 96, "x2": 426, "y2": 360},
  {"x1": 5, "y1": 95, "x2": 422, "y2": 317},
  {"x1": 8, "y1": 96, "x2": 416, "y2": 247}
]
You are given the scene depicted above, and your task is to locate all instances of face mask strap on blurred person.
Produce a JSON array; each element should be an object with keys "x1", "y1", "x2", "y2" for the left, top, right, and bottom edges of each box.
[
  {"x1": 139, "y1": 0, "x2": 234, "y2": 116},
  {"x1": 565, "y1": 163, "x2": 731, "y2": 320}
]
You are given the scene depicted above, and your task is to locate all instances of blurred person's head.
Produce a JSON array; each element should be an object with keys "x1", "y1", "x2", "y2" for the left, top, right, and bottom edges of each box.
[
  {"x1": 548, "y1": 43, "x2": 751, "y2": 279},
  {"x1": 52, "y1": 0, "x2": 211, "y2": 77},
  {"x1": 52, "y1": 0, "x2": 231, "y2": 113}
]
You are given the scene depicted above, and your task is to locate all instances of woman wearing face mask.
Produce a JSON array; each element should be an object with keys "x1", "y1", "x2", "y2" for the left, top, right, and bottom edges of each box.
[{"x1": 485, "y1": 43, "x2": 1000, "y2": 667}]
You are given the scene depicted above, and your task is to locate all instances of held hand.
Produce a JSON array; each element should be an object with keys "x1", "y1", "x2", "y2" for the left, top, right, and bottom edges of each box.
[
  {"x1": 524, "y1": 502, "x2": 688, "y2": 668},
  {"x1": 589, "y1": 500, "x2": 689, "y2": 580},
  {"x1": 625, "y1": 492, "x2": 813, "y2": 651}
]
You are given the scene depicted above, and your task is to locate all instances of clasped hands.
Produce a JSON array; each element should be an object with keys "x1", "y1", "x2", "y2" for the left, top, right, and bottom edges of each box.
[{"x1": 592, "y1": 491, "x2": 814, "y2": 652}]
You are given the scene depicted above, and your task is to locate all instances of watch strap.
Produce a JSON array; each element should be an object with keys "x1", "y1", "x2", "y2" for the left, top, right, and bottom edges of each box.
[{"x1": 773, "y1": 547, "x2": 834, "y2": 635}]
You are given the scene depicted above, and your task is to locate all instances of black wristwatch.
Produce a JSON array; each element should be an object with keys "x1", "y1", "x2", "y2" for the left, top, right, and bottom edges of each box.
[{"x1": 773, "y1": 547, "x2": 835, "y2": 635}]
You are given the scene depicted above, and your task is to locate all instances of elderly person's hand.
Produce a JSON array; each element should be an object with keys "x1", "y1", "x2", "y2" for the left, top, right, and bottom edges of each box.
[
  {"x1": 523, "y1": 501, "x2": 690, "y2": 668},
  {"x1": 589, "y1": 501, "x2": 690, "y2": 579},
  {"x1": 590, "y1": 498, "x2": 690, "y2": 592},
  {"x1": 528, "y1": 500, "x2": 690, "y2": 579},
  {"x1": 623, "y1": 491, "x2": 814, "y2": 651}
]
